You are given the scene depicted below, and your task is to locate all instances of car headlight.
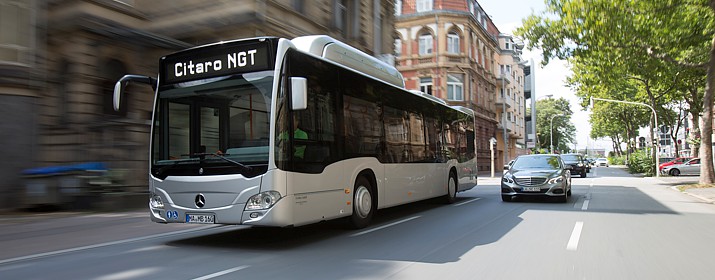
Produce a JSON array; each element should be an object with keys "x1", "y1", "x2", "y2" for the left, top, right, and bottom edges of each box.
[
  {"x1": 502, "y1": 174, "x2": 515, "y2": 184},
  {"x1": 578, "y1": 163, "x2": 583, "y2": 167},
  {"x1": 547, "y1": 176, "x2": 564, "y2": 184},
  {"x1": 245, "y1": 191, "x2": 282, "y2": 210}
]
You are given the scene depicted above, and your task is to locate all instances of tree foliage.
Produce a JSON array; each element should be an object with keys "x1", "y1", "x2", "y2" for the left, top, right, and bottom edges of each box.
[
  {"x1": 516, "y1": 0, "x2": 715, "y2": 182},
  {"x1": 534, "y1": 97, "x2": 576, "y2": 152}
]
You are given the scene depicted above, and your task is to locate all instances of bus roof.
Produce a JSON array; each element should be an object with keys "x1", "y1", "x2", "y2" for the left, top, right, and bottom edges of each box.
[{"x1": 291, "y1": 35, "x2": 405, "y2": 88}]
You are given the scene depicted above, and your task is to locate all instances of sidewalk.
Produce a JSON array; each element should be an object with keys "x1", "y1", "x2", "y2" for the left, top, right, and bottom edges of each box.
[
  {"x1": 648, "y1": 170, "x2": 715, "y2": 204},
  {"x1": 477, "y1": 171, "x2": 503, "y2": 185},
  {"x1": 680, "y1": 187, "x2": 715, "y2": 204}
]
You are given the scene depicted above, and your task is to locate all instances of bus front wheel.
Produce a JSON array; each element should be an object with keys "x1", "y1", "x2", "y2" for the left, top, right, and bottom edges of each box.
[{"x1": 350, "y1": 176, "x2": 375, "y2": 229}]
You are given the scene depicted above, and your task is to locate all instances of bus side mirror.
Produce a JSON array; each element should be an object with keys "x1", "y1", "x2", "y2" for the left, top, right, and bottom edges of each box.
[
  {"x1": 291, "y1": 77, "x2": 307, "y2": 111},
  {"x1": 113, "y1": 74, "x2": 157, "y2": 111},
  {"x1": 113, "y1": 81, "x2": 125, "y2": 111}
]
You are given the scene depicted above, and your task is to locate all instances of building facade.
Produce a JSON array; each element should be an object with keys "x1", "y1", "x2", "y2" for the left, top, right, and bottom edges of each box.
[
  {"x1": 395, "y1": 0, "x2": 527, "y2": 171},
  {"x1": 523, "y1": 59, "x2": 537, "y2": 151},
  {"x1": 496, "y1": 33, "x2": 528, "y2": 160},
  {"x1": 0, "y1": 0, "x2": 395, "y2": 209}
]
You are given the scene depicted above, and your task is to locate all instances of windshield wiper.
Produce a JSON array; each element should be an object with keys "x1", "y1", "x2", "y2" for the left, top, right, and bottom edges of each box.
[{"x1": 185, "y1": 153, "x2": 252, "y2": 171}]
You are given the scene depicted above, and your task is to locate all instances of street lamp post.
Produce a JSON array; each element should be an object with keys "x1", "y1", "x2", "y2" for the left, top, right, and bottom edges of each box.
[
  {"x1": 590, "y1": 97, "x2": 659, "y2": 177},
  {"x1": 490, "y1": 137, "x2": 497, "y2": 178},
  {"x1": 550, "y1": 114, "x2": 565, "y2": 154}
]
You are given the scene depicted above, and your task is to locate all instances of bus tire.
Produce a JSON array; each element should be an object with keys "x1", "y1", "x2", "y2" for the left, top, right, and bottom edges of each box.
[
  {"x1": 444, "y1": 171, "x2": 457, "y2": 204},
  {"x1": 350, "y1": 176, "x2": 375, "y2": 229}
]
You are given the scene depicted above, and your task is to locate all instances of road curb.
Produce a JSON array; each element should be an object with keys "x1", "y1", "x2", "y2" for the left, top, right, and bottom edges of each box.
[{"x1": 669, "y1": 186, "x2": 715, "y2": 204}]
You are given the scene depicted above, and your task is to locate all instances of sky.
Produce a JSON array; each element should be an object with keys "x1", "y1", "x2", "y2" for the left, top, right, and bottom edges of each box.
[{"x1": 477, "y1": 0, "x2": 613, "y2": 152}]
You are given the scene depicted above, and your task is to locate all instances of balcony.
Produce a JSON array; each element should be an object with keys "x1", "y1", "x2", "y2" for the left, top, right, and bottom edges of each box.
[
  {"x1": 497, "y1": 72, "x2": 512, "y2": 84},
  {"x1": 496, "y1": 93, "x2": 514, "y2": 109}
]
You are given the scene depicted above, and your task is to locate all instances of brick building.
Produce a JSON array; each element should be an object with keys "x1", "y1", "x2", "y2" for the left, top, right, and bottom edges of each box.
[{"x1": 394, "y1": 0, "x2": 527, "y2": 171}]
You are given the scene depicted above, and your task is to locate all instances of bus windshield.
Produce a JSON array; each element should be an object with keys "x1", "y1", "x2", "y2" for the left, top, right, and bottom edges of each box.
[{"x1": 151, "y1": 70, "x2": 274, "y2": 176}]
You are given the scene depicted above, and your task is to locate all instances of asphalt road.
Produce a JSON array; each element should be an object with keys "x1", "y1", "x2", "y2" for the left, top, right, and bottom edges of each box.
[{"x1": 2, "y1": 166, "x2": 715, "y2": 279}]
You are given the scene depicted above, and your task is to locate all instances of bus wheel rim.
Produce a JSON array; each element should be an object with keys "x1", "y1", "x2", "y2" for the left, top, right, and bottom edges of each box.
[{"x1": 355, "y1": 186, "x2": 372, "y2": 218}]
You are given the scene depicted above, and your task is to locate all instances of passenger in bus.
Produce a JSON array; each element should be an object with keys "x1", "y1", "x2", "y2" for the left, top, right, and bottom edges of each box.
[{"x1": 279, "y1": 117, "x2": 308, "y2": 159}]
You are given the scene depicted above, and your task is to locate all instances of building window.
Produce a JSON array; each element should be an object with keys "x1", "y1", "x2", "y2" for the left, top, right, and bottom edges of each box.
[
  {"x1": 447, "y1": 32, "x2": 460, "y2": 54},
  {"x1": 394, "y1": 38, "x2": 402, "y2": 56},
  {"x1": 505, "y1": 41, "x2": 511, "y2": 50},
  {"x1": 0, "y1": 1, "x2": 31, "y2": 65},
  {"x1": 419, "y1": 33, "x2": 433, "y2": 55},
  {"x1": 447, "y1": 74, "x2": 464, "y2": 101},
  {"x1": 292, "y1": 0, "x2": 304, "y2": 13},
  {"x1": 420, "y1": 77, "x2": 433, "y2": 95},
  {"x1": 395, "y1": 0, "x2": 402, "y2": 16},
  {"x1": 334, "y1": 0, "x2": 348, "y2": 37},
  {"x1": 416, "y1": 0, "x2": 432, "y2": 12}
]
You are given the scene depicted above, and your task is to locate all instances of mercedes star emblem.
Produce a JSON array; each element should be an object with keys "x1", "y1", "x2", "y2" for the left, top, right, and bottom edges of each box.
[{"x1": 195, "y1": 193, "x2": 206, "y2": 208}]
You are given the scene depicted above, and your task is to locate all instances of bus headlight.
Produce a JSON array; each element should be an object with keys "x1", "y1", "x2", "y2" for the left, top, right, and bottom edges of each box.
[
  {"x1": 245, "y1": 191, "x2": 282, "y2": 210},
  {"x1": 150, "y1": 193, "x2": 164, "y2": 209}
]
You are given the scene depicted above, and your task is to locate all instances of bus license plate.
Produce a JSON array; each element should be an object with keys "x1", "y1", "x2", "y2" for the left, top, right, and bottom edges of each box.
[
  {"x1": 522, "y1": 187, "x2": 541, "y2": 192},
  {"x1": 186, "y1": 214, "x2": 215, "y2": 224}
]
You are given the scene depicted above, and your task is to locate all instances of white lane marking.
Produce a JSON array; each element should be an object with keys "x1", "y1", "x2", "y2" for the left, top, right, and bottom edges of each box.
[
  {"x1": 567, "y1": 222, "x2": 584, "y2": 251},
  {"x1": 125, "y1": 245, "x2": 171, "y2": 254},
  {"x1": 94, "y1": 267, "x2": 161, "y2": 280},
  {"x1": 350, "y1": 216, "x2": 421, "y2": 237},
  {"x1": 0, "y1": 225, "x2": 222, "y2": 265},
  {"x1": 191, "y1": 266, "x2": 249, "y2": 280},
  {"x1": 454, "y1": 197, "x2": 481, "y2": 207},
  {"x1": 581, "y1": 199, "x2": 590, "y2": 211}
]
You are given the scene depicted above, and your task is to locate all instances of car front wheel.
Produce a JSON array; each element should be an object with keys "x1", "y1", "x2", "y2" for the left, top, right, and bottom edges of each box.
[{"x1": 669, "y1": 169, "x2": 680, "y2": 176}]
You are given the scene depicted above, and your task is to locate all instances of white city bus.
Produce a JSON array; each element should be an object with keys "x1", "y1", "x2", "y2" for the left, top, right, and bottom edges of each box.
[{"x1": 114, "y1": 35, "x2": 477, "y2": 228}]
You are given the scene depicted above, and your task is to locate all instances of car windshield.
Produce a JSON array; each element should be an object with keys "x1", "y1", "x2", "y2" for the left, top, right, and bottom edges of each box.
[
  {"x1": 511, "y1": 156, "x2": 561, "y2": 170},
  {"x1": 561, "y1": 155, "x2": 580, "y2": 161}
]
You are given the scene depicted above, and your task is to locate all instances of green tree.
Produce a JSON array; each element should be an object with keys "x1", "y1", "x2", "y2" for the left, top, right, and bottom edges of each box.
[
  {"x1": 535, "y1": 97, "x2": 576, "y2": 153},
  {"x1": 517, "y1": 0, "x2": 715, "y2": 183}
]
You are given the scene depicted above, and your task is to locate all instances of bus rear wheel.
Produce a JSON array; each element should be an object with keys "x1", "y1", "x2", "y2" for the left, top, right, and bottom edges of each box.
[
  {"x1": 350, "y1": 176, "x2": 375, "y2": 229},
  {"x1": 444, "y1": 172, "x2": 457, "y2": 204}
]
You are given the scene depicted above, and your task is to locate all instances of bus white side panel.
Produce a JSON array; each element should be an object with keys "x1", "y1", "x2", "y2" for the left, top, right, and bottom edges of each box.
[
  {"x1": 456, "y1": 159, "x2": 478, "y2": 192},
  {"x1": 284, "y1": 158, "x2": 383, "y2": 226},
  {"x1": 383, "y1": 163, "x2": 447, "y2": 208}
]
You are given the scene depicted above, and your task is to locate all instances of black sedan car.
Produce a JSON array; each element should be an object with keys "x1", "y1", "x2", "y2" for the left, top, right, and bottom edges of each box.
[
  {"x1": 560, "y1": 153, "x2": 588, "y2": 178},
  {"x1": 501, "y1": 154, "x2": 572, "y2": 202}
]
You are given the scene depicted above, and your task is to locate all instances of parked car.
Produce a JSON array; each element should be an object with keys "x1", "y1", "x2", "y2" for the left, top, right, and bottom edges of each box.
[
  {"x1": 595, "y1": 158, "x2": 609, "y2": 167},
  {"x1": 662, "y1": 158, "x2": 700, "y2": 176},
  {"x1": 560, "y1": 154, "x2": 588, "y2": 178},
  {"x1": 659, "y1": 157, "x2": 694, "y2": 172},
  {"x1": 501, "y1": 154, "x2": 572, "y2": 202}
]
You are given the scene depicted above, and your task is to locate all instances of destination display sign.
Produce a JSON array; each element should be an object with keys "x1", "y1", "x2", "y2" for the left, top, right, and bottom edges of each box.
[{"x1": 161, "y1": 40, "x2": 274, "y2": 85}]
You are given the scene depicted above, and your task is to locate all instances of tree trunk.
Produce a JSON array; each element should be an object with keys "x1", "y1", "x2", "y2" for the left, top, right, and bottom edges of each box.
[
  {"x1": 699, "y1": 26, "x2": 715, "y2": 184},
  {"x1": 692, "y1": 114, "x2": 700, "y2": 157}
]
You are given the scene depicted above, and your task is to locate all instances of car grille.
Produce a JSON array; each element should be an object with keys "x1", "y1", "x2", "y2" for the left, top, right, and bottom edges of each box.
[{"x1": 515, "y1": 177, "x2": 547, "y2": 186}]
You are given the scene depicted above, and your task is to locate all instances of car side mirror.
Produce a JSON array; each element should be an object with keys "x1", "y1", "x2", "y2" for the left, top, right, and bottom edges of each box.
[{"x1": 503, "y1": 165, "x2": 510, "y2": 170}]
